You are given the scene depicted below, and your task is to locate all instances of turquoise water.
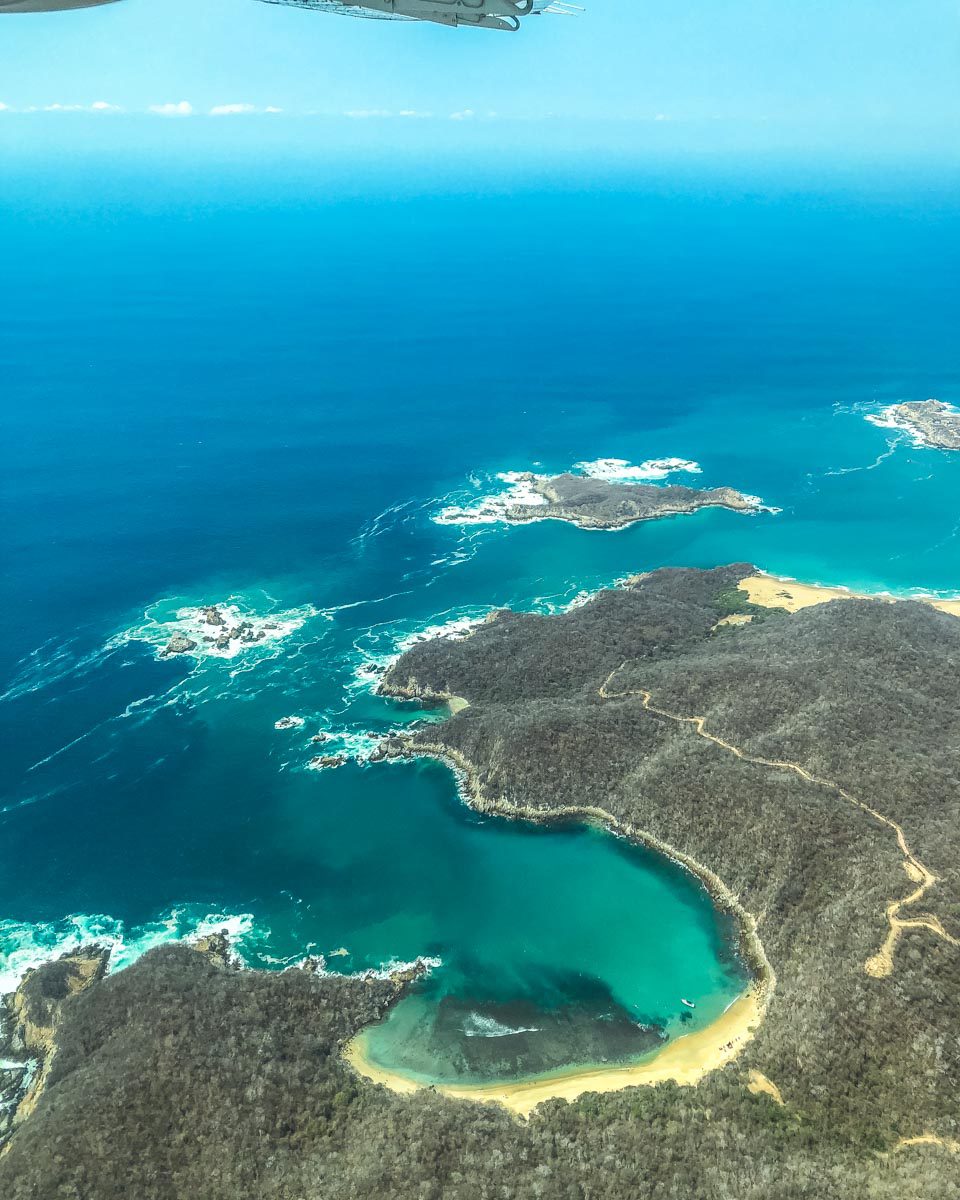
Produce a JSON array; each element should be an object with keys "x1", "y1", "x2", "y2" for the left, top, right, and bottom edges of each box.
[{"x1": 2, "y1": 153, "x2": 958, "y2": 1084}]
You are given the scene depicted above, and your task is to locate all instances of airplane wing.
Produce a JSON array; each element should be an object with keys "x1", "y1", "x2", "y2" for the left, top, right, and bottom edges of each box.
[
  {"x1": 1, "y1": 0, "x2": 577, "y2": 27},
  {"x1": 257, "y1": 1, "x2": 567, "y2": 31},
  {"x1": 0, "y1": 1, "x2": 121, "y2": 10}
]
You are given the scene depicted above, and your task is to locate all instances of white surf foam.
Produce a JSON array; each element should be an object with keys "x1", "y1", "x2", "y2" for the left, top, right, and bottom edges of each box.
[
  {"x1": 573, "y1": 456, "x2": 702, "y2": 482},
  {"x1": 0, "y1": 909, "x2": 255, "y2": 996},
  {"x1": 350, "y1": 608, "x2": 494, "y2": 695},
  {"x1": 866, "y1": 399, "x2": 957, "y2": 449},
  {"x1": 274, "y1": 715, "x2": 305, "y2": 730},
  {"x1": 462, "y1": 1012, "x2": 542, "y2": 1038},
  {"x1": 435, "y1": 471, "x2": 548, "y2": 526},
  {"x1": 304, "y1": 953, "x2": 442, "y2": 982},
  {"x1": 114, "y1": 595, "x2": 317, "y2": 664}
]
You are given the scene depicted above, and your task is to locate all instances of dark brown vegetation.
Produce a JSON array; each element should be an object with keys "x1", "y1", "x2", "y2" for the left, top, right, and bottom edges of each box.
[{"x1": 3, "y1": 565, "x2": 960, "y2": 1198}]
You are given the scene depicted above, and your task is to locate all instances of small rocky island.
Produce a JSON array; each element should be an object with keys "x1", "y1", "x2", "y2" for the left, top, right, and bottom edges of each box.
[
  {"x1": 159, "y1": 605, "x2": 276, "y2": 658},
  {"x1": 868, "y1": 398, "x2": 960, "y2": 450},
  {"x1": 499, "y1": 473, "x2": 763, "y2": 530}
]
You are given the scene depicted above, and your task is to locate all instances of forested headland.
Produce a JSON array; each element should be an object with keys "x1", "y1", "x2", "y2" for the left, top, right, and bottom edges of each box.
[{"x1": 3, "y1": 564, "x2": 959, "y2": 1198}]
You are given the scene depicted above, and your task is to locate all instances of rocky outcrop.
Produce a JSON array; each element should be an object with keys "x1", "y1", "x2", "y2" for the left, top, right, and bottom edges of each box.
[
  {"x1": 159, "y1": 633, "x2": 198, "y2": 657},
  {"x1": 502, "y1": 473, "x2": 764, "y2": 530},
  {"x1": 191, "y1": 932, "x2": 235, "y2": 970},
  {"x1": 870, "y1": 398, "x2": 960, "y2": 450},
  {"x1": 308, "y1": 754, "x2": 348, "y2": 771},
  {"x1": 0, "y1": 946, "x2": 110, "y2": 1144},
  {"x1": 275, "y1": 716, "x2": 305, "y2": 731}
]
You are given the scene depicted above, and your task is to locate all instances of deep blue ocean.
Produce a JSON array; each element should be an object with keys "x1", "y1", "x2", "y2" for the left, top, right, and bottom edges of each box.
[{"x1": 2, "y1": 151, "x2": 959, "y2": 1082}]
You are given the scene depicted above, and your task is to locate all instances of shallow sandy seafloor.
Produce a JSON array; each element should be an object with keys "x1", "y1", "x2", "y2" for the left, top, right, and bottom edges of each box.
[{"x1": 345, "y1": 986, "x2": 764, "y2": 1118}]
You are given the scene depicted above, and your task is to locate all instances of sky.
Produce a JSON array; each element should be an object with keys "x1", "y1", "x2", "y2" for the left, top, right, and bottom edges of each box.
[{"x1": 0, "y1": 0, "x2": 958, "y2": 157}]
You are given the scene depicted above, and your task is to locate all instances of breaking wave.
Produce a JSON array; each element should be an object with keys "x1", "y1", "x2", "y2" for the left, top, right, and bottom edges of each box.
[
  {"x1": 349, "y1": 607, "x2": 494, "y2": 696},
  {"x1": 0, "y1": 908, "x2": 257, "y2": 996},
  {"x1": 462, "y1": 1013, "x2": 542, "y2": 1038},
  {"x1": 114, "y1": 595, "x2": 319, "y2": 663}
]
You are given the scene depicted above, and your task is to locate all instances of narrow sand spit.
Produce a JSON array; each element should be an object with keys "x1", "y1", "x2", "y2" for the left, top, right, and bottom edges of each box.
[
  {"x1": 740, "y1": 572, "x2": 960, "y2": 618},
  {"x1": 345, "y1": 986, "x2": 764, "y2": 1118},
  {"x1": 597, "y1": 673, "x2": 960, "y2": 979}
]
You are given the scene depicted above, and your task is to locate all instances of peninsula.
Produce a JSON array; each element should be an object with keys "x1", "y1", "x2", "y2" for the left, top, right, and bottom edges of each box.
[{"x1": 2, "y1": 566, "x2": 959, "y2": 1199}]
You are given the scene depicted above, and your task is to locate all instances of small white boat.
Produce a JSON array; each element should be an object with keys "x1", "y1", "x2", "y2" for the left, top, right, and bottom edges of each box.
[{"x1": 681, "y1": 998, "x2": 696, "y2": 1009}]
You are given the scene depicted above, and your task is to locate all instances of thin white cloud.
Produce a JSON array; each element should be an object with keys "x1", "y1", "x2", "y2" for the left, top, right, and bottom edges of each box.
[
  {"x1": 149, "y1": 101, "x2": 193, "y2": 117},
  {"x1": 209, "y1": 103, "x2": 256, "y2": 116},
  {"x1": 0, "y1": 101, "x2": 122, "y2": 114},
  {"x1": 264, "y1": 106, "x2": 283, "y2": 114},
  {"x1": 344, "y1": 109, "x2": 393, "y2": 119},
  {"x1": 399, "y1": 110, "x2": 432, "y2": 119},
  {"x1": 449, "y1": 109, "x2": 475, "y2": 121}
]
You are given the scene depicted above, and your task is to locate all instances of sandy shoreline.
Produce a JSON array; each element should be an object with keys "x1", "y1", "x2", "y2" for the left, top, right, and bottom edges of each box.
[
  {"x1": 740, "y1": 572, "x2": 960, "y2": 618},
  {"x1": 343, "y1": 736, "x2": 775, "y2": 1117},
  {"x1": 345, "y1": 984, "x2": 764, "y2": 1117}
]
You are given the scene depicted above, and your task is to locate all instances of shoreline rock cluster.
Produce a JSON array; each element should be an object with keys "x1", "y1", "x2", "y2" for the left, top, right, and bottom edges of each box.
[{"x1": 160, "y1": 605, "x2": 278, "y2": 658}]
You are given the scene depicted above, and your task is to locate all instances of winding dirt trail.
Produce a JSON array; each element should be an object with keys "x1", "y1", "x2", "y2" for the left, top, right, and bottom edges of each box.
[
  {"x1": 598, "y1": 666, "x2": 960, "y2": 978},
  {"x1": 894, "y1": 1134, "x2": 960, "y2": 1154}
]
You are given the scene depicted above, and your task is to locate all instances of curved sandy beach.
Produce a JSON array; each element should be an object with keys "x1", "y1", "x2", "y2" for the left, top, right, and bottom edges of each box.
[
  {"x1": 740, "y1": 571, "x2": 960, "y2": 617},
  {"x1": 345, "y1": 984, "x2": 764, "y2": 1118}
]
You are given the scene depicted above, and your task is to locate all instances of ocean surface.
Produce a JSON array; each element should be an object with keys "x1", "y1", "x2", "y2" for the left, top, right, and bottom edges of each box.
[{"x1": 2, "y1": 152, "x2": 959, "y2": 1084}]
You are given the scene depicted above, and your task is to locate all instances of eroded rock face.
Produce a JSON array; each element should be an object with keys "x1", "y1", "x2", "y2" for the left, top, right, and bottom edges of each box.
[
  {"x1": 308, "y1": 754, "x2": 349, "y2": 771},
  {"x1": 191, "y1": 933, "x2": 235, "y2": 970},
  {"x1": 0, "y1": 946, "x2": 111, "y2": 1139},
  {"x1": 159, "y1": 633, "x2": 198, "y2": 657}
]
